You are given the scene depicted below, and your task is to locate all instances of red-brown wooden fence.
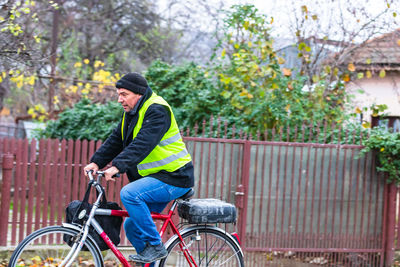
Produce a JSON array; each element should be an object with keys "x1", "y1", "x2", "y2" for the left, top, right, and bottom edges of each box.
[{"x1": 0, "y1": 133, "x2": 398, "y2": 266}]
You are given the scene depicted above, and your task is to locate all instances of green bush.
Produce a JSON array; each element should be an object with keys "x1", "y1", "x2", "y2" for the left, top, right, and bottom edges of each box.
[
  {"x1": 361, "y1": 126, "x2": 400, "y2": 184},
  {"x1": 146, "y1": 60, "x2": 225, "y2": 132},
  {"x1": 36, "y1": 98, "x2": 122, "y2": 141}
]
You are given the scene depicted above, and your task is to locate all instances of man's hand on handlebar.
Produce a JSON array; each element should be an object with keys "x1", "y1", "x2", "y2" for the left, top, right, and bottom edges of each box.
[
  {"x1": 104, "y1": 166, "x2": 120, "y2": 182},
  {"x1": 84, "y1": 162, "x2": 99, "y2": 176}
]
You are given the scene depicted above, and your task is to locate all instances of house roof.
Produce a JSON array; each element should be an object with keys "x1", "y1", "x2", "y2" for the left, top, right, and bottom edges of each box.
[{"x1": 332, "y1": 29, "x2": 400, "y2": 71}]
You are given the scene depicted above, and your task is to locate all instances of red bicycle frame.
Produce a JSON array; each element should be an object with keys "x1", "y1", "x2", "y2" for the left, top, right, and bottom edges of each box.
[{"x1": 96, "y1": 202, "x2": 197, "y2": 267}]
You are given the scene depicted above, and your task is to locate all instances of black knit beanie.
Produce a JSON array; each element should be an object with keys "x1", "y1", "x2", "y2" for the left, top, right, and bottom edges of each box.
[{"x1": 116, "y1": 72, "x2": 148, "y2": 95}]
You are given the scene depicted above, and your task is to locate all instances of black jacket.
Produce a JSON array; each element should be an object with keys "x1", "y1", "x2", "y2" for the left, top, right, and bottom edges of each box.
[{"x1": 90, "y1": 87, "x2": 194, "y2": 188}]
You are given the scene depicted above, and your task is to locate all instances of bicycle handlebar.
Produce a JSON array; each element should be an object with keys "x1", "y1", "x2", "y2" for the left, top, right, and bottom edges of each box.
[{"x1": 86, "y1": 170, "x2": 120, "y2": 181}]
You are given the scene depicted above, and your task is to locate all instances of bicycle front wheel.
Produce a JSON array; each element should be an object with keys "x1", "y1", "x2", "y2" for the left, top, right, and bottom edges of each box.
[
  {"x1": 8, "y1": 225, "x2": 104, "y2": 267},
  {"x1": 159, "y1": 226, "x2": 244, "y2": 267}
]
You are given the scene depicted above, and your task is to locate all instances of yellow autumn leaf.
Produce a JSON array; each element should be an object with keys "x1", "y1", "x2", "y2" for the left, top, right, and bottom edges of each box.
[
  {"x1": 0, "y1": 76, "x2": 2, "y2": 83},
  {"x1": 247, "y1": 93, "x2": 253, "y2": 99},
  {"x1": 366, "y1": 58, "x2": 372, "y2": 64},
  {"x1": 27, "y1": 75, "x2": 35, "y2": 85},
  {"x1": 94, "y1": 60, "x2": 104, "y2": 68},
  {"x1": 31, "y1": 255, "x2": 42, "y2": 262},
  {"x1": 34, "y1": 35, "x2": 40, "y2": 43},
  {"x1": 74, "y1": 62, "x2": 82, "y2": 68},
  {"x1": 380, "y1": 147, "x2": 385, "y2": 152},
  {"x1": 278, "y1": 57, "x2": 285, "y2": 64},
  {"x1": 221, "y1": 48, "x2": 226, "y2": 57},
  {"x1": 366, "y1": 70, "x2": 372, "y2": 78},
  {"x1": 333, "y1": 67, "x2": 339, "y2": 76},
  {"x1": 38, "y1": 115, "x2": 46, "y2": 122},
  {"x1": 234, "y1": 44, "x2": 239, "y2": 49},
  {"x1": 282, "y1": 68, "x2": 292, "y2": 76},
  {"x1": 248, "y1": 41, "x2": 252, "y2": 47},
  {"x1": 355, "y1": 107, "x2": 362, "y2": 114},
  {"x1": 324, "y1": 65, "x2": 331, "y2": 74},
  {"x1": 379, "y1": 69, "x2": 386, "y2": 78},
  {"x1": 347, "y1": 63, "x2": 356, "y2": 72},
  {"x1": 53, "y1": 95, "x2": 59, "y2": 105},
  {"x1": 239, "y1": 89, "x2": 248, "y2": 96}
]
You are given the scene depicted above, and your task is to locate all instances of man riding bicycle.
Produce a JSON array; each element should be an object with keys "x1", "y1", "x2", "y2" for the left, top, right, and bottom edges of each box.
[{"x1": 84, "y1": 72, "x2": 194, "y2": 265}]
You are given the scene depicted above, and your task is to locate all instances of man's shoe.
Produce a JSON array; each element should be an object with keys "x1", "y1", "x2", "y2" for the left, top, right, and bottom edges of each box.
[{"x1": 129, "y1": 242, "x2": 168, "y2": 263}]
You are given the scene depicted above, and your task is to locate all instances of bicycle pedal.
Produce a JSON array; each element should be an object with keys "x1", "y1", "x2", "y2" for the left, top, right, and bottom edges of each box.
[{"x1": 127, "y1": 260, "x2": 143, "y2": 267}]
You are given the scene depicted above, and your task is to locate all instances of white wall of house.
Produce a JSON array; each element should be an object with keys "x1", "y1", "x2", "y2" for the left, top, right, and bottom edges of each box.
[{"x1": 346, "y1": 71, "x2": 400, "y2": 121}]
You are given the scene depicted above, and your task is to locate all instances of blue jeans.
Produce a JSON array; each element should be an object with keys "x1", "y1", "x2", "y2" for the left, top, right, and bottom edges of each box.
[{"x1": 120, "y1": 177, "x2": 190, "y2": 265}]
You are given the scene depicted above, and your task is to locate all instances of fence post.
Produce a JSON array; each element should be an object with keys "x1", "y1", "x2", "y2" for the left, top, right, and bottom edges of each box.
[
  {"x1": 384, "y1": 182, "x2": 397, "y2": 266},
  {"x1": 0, "y1": 153, "x2": 13, "y2": 246},
  {"x1": 237, "y1": 141, "x2": 251, "y2": 247}
]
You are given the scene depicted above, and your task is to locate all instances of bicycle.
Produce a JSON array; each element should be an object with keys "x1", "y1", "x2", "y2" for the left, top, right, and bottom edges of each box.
[{"x1": 8, "y1": 171, "x2": 244, "y2": 267}]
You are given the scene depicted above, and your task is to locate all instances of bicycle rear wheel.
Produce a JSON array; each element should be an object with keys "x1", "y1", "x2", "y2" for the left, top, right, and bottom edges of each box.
[
  {"x1": 159, "y1": 226, "x2": 244, "y2": 267},
  {"x1": 8, "y1": 225, "x2": 104, "y2": 267}
]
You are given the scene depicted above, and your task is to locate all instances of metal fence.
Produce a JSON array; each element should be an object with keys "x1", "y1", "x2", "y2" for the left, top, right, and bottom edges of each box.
[
  {"x1": 242, "y1": 141, "x2": 388, "y2": 266},
  {"x1": 0, "y1": 132, "x2": 397, "y2": 266}
]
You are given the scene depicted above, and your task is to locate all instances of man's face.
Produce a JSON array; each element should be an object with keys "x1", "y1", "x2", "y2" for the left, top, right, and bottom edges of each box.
[{"x1": 117, "y1": 88, "x2": 142, "y2": 112}]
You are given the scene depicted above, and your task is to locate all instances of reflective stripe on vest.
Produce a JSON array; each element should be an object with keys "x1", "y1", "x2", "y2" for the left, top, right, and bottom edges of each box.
[
  {"x1": 120, "y1": 92, "x2": 191, "y2": 176},
  {"x1": 137, "y1": 148, "x2": 189, "y2": 171},
  {"x1": 159, "y1": 132, "x2": 181, "y2": 146},
  {"x1": 121, "y1": 112, "x2": 126, "y2": 141}
]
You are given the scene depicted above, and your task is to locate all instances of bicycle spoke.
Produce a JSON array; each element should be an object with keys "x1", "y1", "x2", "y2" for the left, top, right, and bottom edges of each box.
[
  {"x1": 8, "y1": 226, "x2": 103, "y2": 267},
  {"x1": 205, "y1": 237, "x2": 227, "y2": 266},
  {"x1": 161, "y1": 227, "x2": 244, "y2": 267}
]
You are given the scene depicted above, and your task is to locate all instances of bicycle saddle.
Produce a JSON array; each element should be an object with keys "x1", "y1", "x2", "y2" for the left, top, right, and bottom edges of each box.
[{"x1": 178, "y1": 188, "x2": 195, "y2": 200}]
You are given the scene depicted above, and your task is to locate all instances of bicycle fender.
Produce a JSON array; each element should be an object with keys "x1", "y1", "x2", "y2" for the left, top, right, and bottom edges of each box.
[
  {"x1": 157, "y1": 224, "x2": 244, "y2": 267},
  {"x1": 61, "y1": 223, "x2": 103, "y2": 254}
]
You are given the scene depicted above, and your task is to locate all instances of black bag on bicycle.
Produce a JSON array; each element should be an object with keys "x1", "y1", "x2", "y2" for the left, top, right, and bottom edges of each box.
[
  {"x1": 178, "y1": 198, "x2": 237, "y2": 224},
  {"x1": 64, "y1": 182, "x2": 123, "y2": 251}
]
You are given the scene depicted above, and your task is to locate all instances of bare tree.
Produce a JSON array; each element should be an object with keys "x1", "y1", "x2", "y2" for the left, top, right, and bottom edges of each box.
[{"x1": 276, "y1": 0, "x2": 399, "y2": 82}]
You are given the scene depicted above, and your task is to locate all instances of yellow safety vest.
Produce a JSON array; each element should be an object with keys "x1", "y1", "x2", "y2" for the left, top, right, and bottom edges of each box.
[{"x1": 121, "y1": 93, "x2": 192, "y2": 176}]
